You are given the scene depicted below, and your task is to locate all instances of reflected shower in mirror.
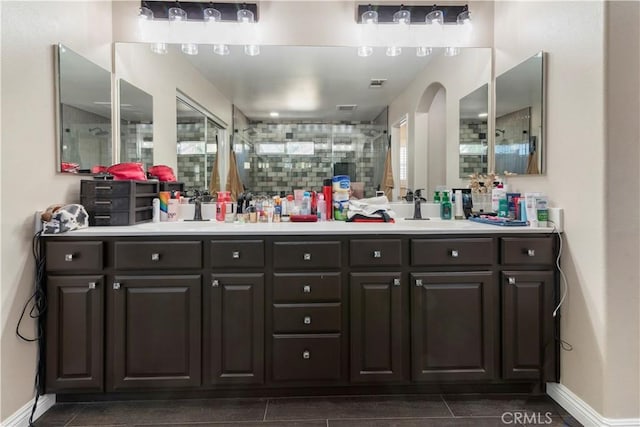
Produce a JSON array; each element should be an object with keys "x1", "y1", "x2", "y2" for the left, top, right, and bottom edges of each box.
[
  {"x1": 119, "y1": 79, "x2": 153, "y2": 170},
  {"x1": 495, "y1": 51, "x2": 544, "y2": 175},
  {"x1": 459, "y1": 84, "x2": 489, "y2": 177},
  {"x1": 56, "y1": 43, "x2": 112, "y2": 173}
]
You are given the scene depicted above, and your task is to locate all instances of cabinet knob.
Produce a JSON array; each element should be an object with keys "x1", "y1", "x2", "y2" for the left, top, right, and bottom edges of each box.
[
  {"x1": 232, "y1": 251, "x2": 240, "y2": 259},
  {"x1": 527, "y1": 249, "x2": 536, "y2": 257},
  {"x1": 303, "y1": 285, "x2": 311, "y2": 293},
  {"x1": 415, "y1": 279, "x2": 423, "y2": 287},
  {"x1": 450, "y1": 250, "x2": 459, "y2": 258},
  {"x1": 113, "y1": 282, "x2": 121, "y2": 290},
  {"x1": 508, "y1": 277, "x2": 516, "y2": 285},
  {"x1": 212, "y1": 279, "x2": 220, "y2": 287},
  {"x1": 151, "y1": 253, "x2": 160, "y2": 261},
  {"x1": 64, "y1": 254, "x2": 74, "y2": 262},
  {"x1": 393, "y1": 278, "x2": 401, "y2": 286},
  {"x1": 303, "y1": 316, "x2": 312, "y2": 325},
  {"x1": 303, "y1": 253, "x2": 312, "y2": 261},
  {"x1": 373, "y1": 250, "x2": 382, "y2": 258},
  {"x1": 88, "y1": 282, "x2": 96, "y2": 289},
  {"x1": 302, "y1": 350, "x2": 311, "y2": 359}
]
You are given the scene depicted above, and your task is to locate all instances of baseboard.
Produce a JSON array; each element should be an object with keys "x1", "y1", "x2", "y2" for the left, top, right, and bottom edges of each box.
[
  {"x1": 547, "y1": 382, "x2": 640, "y2": 427},
  {"x1": 2, "y1": 394, "x2": 56, "y2": 427}
]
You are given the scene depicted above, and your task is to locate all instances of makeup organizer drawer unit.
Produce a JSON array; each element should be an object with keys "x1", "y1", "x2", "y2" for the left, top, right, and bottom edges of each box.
[
  {"x1": 500, "y1": 237, "x2": 555, "y2": 265},
  {"x1": 273, "y1": 241, "x2": 341, "y2": 270},
  {"x1": 349, "y1": 239, "x2": 402, "y2": 267},
  {"x1": 46, "y1": 241, "x2": 104, "y2": 272},
  {"x1": 210, "y1": 240, "x2": 264, "y2": 268},
  {"x1": 80, "y1": 180, "x2": 158, "y2": 226},
  {"x1": 113, "y1": 241, "x2": 202, "y2": 270},
  {"x1": 411, "y1": 238, "x2": 495, "y2": 266}
]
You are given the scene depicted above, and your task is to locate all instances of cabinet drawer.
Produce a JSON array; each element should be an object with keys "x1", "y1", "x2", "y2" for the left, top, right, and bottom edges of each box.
[
  {"x1": 273, "y1": 303, "x2": 341, "y2": 333},
  {"x1": 350, "y1": 239, "x2": 402, "y2": 267},
  {"x1": 46, "y1": 241, "x2": 103, "y2": 271},
  {"x1": 411, "y1": 238, "x2": 495, "y2": 266},
  {"x1": 210, "y1": 240, "x2": 264, "y2": 268},
  {"x1": 272, "y1": 335, "x2": 341, "y2": 381},
  {"x1": 114, "y1": 241, "x2": 202, "y2": 270},
  {"x1": 501, "y1": 237, "x2": 555, "y2": 265},
  {"x1": 273, "y1": 241, "x2": 341, "y2": 270},
  {"x1": 273, "y1": 273, "x2": 341, "y2": 303},
  {"x1": 81, "y1": 197, "x2": 131, "y2": 212}
]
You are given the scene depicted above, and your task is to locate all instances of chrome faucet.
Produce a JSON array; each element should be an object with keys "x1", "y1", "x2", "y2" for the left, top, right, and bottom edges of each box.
[{"x1": 413, "y1": 189, "x2": 426, "y2": 219}]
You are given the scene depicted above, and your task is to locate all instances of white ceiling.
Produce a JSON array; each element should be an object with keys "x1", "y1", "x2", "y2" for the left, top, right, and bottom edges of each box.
[
  {"x1": 496, "y1": 52, "x2": 543, "y2": 118},
  {"x1": 459, "y1": 83, "x2": 488, "y2": 119}
]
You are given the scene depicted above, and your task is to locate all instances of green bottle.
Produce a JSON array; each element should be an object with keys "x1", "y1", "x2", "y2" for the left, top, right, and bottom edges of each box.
[
  {"x1": 433, "y1": 191, "x2": 441, "y2": 204},
  {"x1": 440, "y1": 191, "x2": 452, "y2": 220}
]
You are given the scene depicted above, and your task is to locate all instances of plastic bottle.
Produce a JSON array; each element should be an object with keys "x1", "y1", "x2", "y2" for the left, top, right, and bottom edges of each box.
[
  {"x1": 301, "y1": 191, "x2": 311, "y2": 215},
  {"x1": 317, "y1": 194, "x2": 326, "y2": 221},
  {"x1": 440, "y1": 191, "x2": 452, "y2": 220},
  {"x1": 498, "y1": 198, "x2": 509, "y2": 218},
  {"x1": 433, "y1": 191, "x2": 441, "y2": 204},
  {"x1": 491, "y1": 184, "x2": 506, "y2": 212}
]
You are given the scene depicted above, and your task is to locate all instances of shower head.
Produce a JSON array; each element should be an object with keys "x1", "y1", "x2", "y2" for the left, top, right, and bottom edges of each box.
[
  {"x1": 495, "y1": 129, "x2": 505, "y2": 137},
  {"x1": 89, "y1": 127, "x2": 109, "y2": 136}
]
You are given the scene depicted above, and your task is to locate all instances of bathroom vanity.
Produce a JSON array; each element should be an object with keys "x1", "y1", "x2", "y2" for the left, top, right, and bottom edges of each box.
[{"x1": 42, "y1": 220, "x2": 560, "y2": 399}]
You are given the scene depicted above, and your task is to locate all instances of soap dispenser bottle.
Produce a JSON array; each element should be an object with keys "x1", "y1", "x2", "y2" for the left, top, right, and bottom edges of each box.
[{"x1": 440, "y1": 191, "x2": 452, "y2": 220}]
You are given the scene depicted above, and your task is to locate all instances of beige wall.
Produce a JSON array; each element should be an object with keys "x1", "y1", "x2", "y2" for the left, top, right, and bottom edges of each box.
[{"x1": 0, "y1": 1, "x2": 113, "y2": 420}]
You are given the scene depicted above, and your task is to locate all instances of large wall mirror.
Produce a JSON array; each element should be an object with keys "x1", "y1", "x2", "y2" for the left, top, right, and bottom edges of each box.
[
  {"x1": 495, "y1": 51, "x2": 544, "y2": 175},
  {"x1": 459, "y1": 84, "x2": 489, "y2": 177},
  {"x1": 119, "y1": 79, "x2": 153, "y2": 170},
  {"x1": 56, "y1": 43, "x2": 112, "y2": 173}
]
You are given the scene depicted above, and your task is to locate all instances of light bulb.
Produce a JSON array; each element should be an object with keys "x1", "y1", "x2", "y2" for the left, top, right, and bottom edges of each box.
[
  {"x1": 416, "y1": 47, "x2": 433, "y2": 57},
  {"x1": 393, "y1": 8, "x2": 411, "y2": 25},
  {"x1": 361, "y1": 8, "x2": 378, "y2": 24},
  {"x1": 457, "y1": 9, "x2": 471, "y2": 25},
  {"x1": 213, "y1": 44, "x2": 230, "y2": 56},
  {"x1": 357, "y1": 46, "x2": 373, "y2": 57},
  {"x1": 181, "y1": 43, "x2": 198, "y2": 55},
  {"x1": 150, "y1": 42, "x2": 168, "y2": 55},
  {"x1": 138, "y1": 5, "x2": 153, "y2": 20},
  {"x1": 426, "y1": 9, "x2": 444, "y2": 25},
  {"x1": 244, "y1": 45, "x2": 260, "y2": 56},
  {"x1": 386, "y1": 46, "x2": 402, "y2": 57},
  {"x1": 444, "y1": 47, "x2": 460, "y2": 57},
  {"x1": 204, "y1": 7, "x2": 222, "y2": 22},
  {"x1": 168, "y1": 7, "x2": 187, "y2": 21},
  {"x1": 237, "y1": 8, "x2": 254, "y2": 23}
]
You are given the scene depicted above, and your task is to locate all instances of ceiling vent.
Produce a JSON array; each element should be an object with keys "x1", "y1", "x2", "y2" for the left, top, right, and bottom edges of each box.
[
  {"x1": 337, "y1": 104, "x2": 357, "y2": 111},
  {"x1": 369, "y1": 79, "x2": 387, "y2": 88}
]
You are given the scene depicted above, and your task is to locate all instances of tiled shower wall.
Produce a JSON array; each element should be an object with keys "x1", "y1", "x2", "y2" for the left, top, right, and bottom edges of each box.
[
  {"x1": 495, "y1": 107, "x2": 531, "y2": 174},
  {"x1": 176, "y1": 121, "x2": 217, "y2": 192},
  {"x1": 61, "y1": 104, "x2": 111, "y2": 170},
  {"x1": 459, "y1": 119, "x2": 488, "y2": 176},
  {"x1": 237, "y1": 121, "x2": 387, "y2": 197},
  {"x1": 120, "y1": 122, "x2": 153, "y2": 171}
]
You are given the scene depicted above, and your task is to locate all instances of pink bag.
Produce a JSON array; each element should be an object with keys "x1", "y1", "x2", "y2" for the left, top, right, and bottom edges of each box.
[
  {"x1": 106, "y1": 162, "x2": 146, "y2": 181},
  {"x1": 148, "y1": 165, "x2": 177, "y2": 182}
]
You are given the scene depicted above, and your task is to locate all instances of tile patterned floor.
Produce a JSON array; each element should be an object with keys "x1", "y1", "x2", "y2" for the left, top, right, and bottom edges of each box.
[{"x1": 35, "y1": 394, "x2": 582, "y2": 427}]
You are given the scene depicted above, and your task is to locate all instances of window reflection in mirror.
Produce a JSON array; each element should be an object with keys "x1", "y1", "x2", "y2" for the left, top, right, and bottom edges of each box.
[
  {"x1": 57, "y1": 43, "x2": 112, "y2": 173},
  {"x1": 495, "y1": 51, "x2": 544, "y2": 175},
  {"x1": 459, "y1": 84, "x2": 489, "y2": 177},
  {"x1": 176, "y1": 97, "x2": 220, "y2": 190},
  {"x1": 119, "y1": 79, "x2": 153, "y2": 170}
]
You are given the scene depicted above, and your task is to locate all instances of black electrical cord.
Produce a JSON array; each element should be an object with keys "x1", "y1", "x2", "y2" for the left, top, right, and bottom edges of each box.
[{"x1": 15, "y1": 230, "x2": 47, "y2": 426}]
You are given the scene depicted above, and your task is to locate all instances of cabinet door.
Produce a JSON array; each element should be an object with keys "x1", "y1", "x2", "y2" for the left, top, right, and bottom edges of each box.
[
  {"x1": 46, "y1": 275, "x2": 104, "y2": 392},
  {"x1": 108, "y1": 275, "x2": 201, "y2": 390},
  {"x1": 502, "y1": 270, "x2": 555, "y2": 380},
  {"x1": 411, "y1": 272, "x2": 496, "y2": 382},
  {"x1": 350, "y1": 272, "x2": 403, "y2": 383},
  {"x1": 205, "y1": 274, "x2": 264, "y2": 385}
]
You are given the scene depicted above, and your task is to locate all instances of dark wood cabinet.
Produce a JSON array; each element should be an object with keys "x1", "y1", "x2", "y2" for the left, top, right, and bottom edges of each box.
[
  {"x1": 45, "y1": 275, "x2": 104, "y2": 392},
  {"x1": 501, "y1": 270, "x2": 555, "y2": 380},
  {"x1": 410, "y1": 271, "x2": 496, "y2": 382},
  {"x1": 350, "y1": 272, "x2": 404, "y2": 383},
  {"x1": 205, "y1": 273, "x2": 264, "y2": 385},
  {"x1": 108, "y1": 275, "x2": 201, "y2": 390}
]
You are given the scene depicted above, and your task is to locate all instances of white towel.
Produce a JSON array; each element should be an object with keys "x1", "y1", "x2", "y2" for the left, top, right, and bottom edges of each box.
[{"x1": 347, "y1": 196, "x2": 397, "y2": 219}]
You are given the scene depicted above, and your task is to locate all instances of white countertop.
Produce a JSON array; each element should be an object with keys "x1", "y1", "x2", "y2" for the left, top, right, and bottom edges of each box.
[{"x1": 51, "y1": 218, "x2": 557, "y2": 237}]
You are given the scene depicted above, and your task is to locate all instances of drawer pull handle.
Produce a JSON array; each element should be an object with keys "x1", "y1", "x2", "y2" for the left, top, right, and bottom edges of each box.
[
  {"x1": 508, "y1": 277, "x2": 516, "y2": 285},
  {"x1": 232, "y1": 251, "x2": 240, "y2": 259},
  {"x1": 94, "y1": 215, "x2": 111, "y2": 219},
  {"x1": 88, "y1": 282, "x2": 96, "y2": 289},
  {"x1": 393, "y1": 278, "x2": 401, "y2": 286},
  {"x1": 303, "y1": 316, "x2": 312, "y2": 325},
  {"x1": 151, "y1": 253, "x2": 160, "y2": 261},
  {"x1": 303, "y1": 253, "x2": 312, "y2": 261},
  {"x1": 212, "y1": 279, "x2": 220, "y2": 287},
  {"x1": 415, "y1": 279, "x2": 423, "y2": 287},
  {"x1": 95, "y1": 186, "x2": 112, "y2": 190},
  {"x1": 302, "y1": 350, "x2": 311, "y2": 360},
  {"x1": 527, "y1": 249, "x2": 536, "y2": 257},
  {"x1": 113, "y1": 282, "x2": 121, "y2": 290},
  {"x1": 450, "y1": 250, "x2": 459, "y2": 258},
  {"x1": 64, "y1": 254, "x2": 74, "y2": 262},
  {"x1": 303, "y1": 285, "x2": 311, "y2": 293},
  {"x1": 94, "y1": 200, "x2": 111, "y2": 205},
  {"x1": 373, "y1": 250, "x2": 382, "y2": 258}
]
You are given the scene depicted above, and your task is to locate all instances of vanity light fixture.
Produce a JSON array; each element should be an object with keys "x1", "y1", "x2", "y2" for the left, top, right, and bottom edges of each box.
[
  {"x1": 357, "y1": 46, "x2": 373, "y2": 57},
  {"x1": 425, "y1": 5, "x2": 444, "y2": 25},
  {"x1": 386, "y1": 46, "x2": 402, "y2": 57},
  {"x1": 392, "y1": 5, "x2": 411, "y2": 24},
  {"x1": 138, "y1": 1, "x2": 154, "y2": 20},
  {"x1": 168, "y1": 2, "x2": 188, "y2": 21},
  {"x1": 213, "y1": 44, "x2": 230, "y2": 55},
  {"x1": 457, "y1": 5, "x2": 471, "y2": 25},
  {"x1": 444, "y1": 47, "x2": 460, "y2": 56},
  {"x1": 416, "y1": 47, "x2": 433, "y2": 57},
  {"x1": 237, "y1": 3, "x2": 255, "y2": 23},
  {"x1": 244, "y1": 44, "x2": 260, "y2": 56},
  {"x1": 150, "y1": 42, "x2": 168, "y2": 54},
  {"x1": 203, "y1": 4, "x2": 222, "y2": 22},
  {"x1": 181, "y1": 43, "x2": 198, "y2": 55},
  {"x1": 361, "y1": 4, "x2": 378, "y2": 24}
]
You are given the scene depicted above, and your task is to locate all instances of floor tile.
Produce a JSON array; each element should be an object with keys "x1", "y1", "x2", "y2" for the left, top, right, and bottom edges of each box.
[
  {"x1": 67, "y1": 398, "x2": 267, "y2": 426},
  {"x1": 443, "y1": 394, "x2": 569, "y2": 417},
  {"x1": 265, "y1": 395, "x2": 451, "y2": 421},
  {"x1": 35, "y1": 403, "x2": 83, "y2": 426},
  {"x1": 526, "y1": 415, "x2": 583, "y2": 427},
  {"x1": 137, "y1": 422, "x2": 326, "y2": 427},
  {"x1": 329, "y1": 416, "x2": 506, "y2": 426}
]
